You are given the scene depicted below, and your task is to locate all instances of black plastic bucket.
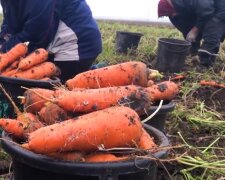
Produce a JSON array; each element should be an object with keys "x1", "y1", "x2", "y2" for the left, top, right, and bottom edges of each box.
[
  {"x1": 115, "y1": 31, "x2": 143, "y2": 54},
  {"x1": 155, "y1": 38, "x2": 191, "y2": 72},
  {"x1": 0, "y1": 76, "x2": 61, "y2": 118},
  {"x1": 1, "y1": 124, "x2": 169, "y2": 180},
  {"x1": 141, "y1": 101, "x2": 176, "y2": 131}
]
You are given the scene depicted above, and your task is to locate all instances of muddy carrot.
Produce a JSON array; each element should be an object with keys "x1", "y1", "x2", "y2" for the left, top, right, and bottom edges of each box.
[
  {"x1": 12, "y1": 62, "x2": 60, "y2": 80},
  {"x1": 22, "y1": 106, "x2": 143, "y2": 154},
  {"x1": 0, "y1": 117, "x2": 43, "y2": 139},
  {"x1": 52, "y1": 85, "x2": 152, "y2": 114},
  {"x1": 38, "y1": 103, "x2": 69, "y2": 125},
  {"x1": 22, "y1": 88, "x2": 55, "y2": 113},
  {"x1": 146, "y1": 81, "x2": 179, "y2": 101},
  {"x1": 18, "y1": 48, "x2": 48, "y2": 70},
  {"x1": 138, "y1": 129, "x2": 157, "y2": 150},
  {"x1": 0, "y1": 43, "x2": 28, "y2": 71},
  {"x1": 66, "y1": 61, "x2": 162, "y2": 89}
]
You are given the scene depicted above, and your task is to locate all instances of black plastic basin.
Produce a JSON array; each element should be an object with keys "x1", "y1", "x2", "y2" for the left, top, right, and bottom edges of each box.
[
  {"x1": 0, "y1": 76, "x2": 61, "y2": 118},
  {"x1": 141, "y1": 101, "x2": 176, "y2": 131},
  {"x1": 1, "y1": 124, "x2": 169, "y2": 180}
]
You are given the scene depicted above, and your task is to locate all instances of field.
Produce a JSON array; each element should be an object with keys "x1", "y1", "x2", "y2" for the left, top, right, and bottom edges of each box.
[
  {"x1": 0, "y1": 20, "x2": 225, "y2": 180},
  {"x1": 97, "y1": 20, "x2": 225, "y2": 180}
]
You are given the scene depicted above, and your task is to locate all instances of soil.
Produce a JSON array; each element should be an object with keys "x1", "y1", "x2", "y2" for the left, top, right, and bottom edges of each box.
[{"x1": 153, "y1": 59, "x2": 225, "y2": 179}]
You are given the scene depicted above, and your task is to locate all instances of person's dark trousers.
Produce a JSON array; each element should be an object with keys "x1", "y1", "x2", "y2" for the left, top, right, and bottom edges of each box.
[
  {"x1": 169, "y1": 16, "x2": 201, "y2": 56},
  {"x1": 54, "y1": 58, "x2": 96, "y2": 83},
  {"x1": 199, "y1": 17, "x2": 225, "y2": 66}
]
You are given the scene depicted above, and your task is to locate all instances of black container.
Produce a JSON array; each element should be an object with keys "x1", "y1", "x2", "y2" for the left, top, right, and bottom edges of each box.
[
  {"x1": 141, "y1": 101, "x2": 176, "y2": 131},
  {"x1": 115, "y1": 31, "x2": 143, "y2": 54},
  {"x1": 1, "y1": 124, "x2": 169, "y2": 180},
  {"x1": 0, "y1": 76, "x2": 61, "y2": 118},
  {"x1": 155, "y1": 38, "x2": 191, "y2": 72}
]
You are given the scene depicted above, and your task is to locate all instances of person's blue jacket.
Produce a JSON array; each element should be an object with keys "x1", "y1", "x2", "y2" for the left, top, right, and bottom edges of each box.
[{"x1": 0, "y1": 0, "x2": 102, "y2": 61}]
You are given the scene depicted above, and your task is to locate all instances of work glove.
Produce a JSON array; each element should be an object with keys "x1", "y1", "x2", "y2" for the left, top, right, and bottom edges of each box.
[{"x1": 186, "y1": 27, "x2": 199, "y2": 43}]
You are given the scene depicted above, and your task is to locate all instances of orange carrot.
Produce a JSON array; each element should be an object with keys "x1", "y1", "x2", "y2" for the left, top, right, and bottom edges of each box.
[
  {"x1": 0, "y1": 43, "x2": 28, "y2": 71},
  {"x1": 0, "y1": 117, "x2": 43, "y2": 139},
  {"x1": 0, "y1": 59, "x2": 20, "y2": 76},
  {"x1": 22, "y1": 88, "x2": 55, "y2": 113},
  {"x1": 138, "y1": 129, "x2": 157, "y2": 150},
  {"x1": 39, "y1": 77, "x2": 51, "y2": 81},
  {"x1": 18, "y1": 48, "x2": 48, "y2": 70},
  {"x1": 38, "y1": 103, "x2": 69, "y2": 125},
  {"x1": 200, "y1": 80, "x2": 225, "y2": 88},
  {"x1": 0, "y1": 118, "x2": 26, "y2": 138},
  {"x1": 66, "y1": 61, "x2": 162, "y2": 90},
  {"x1": 1, "y1": 68, "x2": 18, "y2": 76},
  {"x1": 53, "y1": 85, "x2": 152, "y2": 114},
  {"x1": 12, "y1": 62, "x2": 60, "y2": 80},
  {"x1": 46, "y1": 152, "x2": 84, "y2": 161},
  {"x1": 0, "y1": 84, "x2": 43, "y2": 139},
  {"x1": 170, "y1": 74, "x2": 186, "y2": 81},
  {"x1": 85, "y1": 153, "x2": 129, "y2": 162},
  {"x1": 23, "y1": 106, "x2": 143, "y2": 154},
  {"x1": 146, "y1": 81, "x2": 179, "y2": 101},
  {"x1": 52, "y1": 81, "x2": 179, "y2": 113}
]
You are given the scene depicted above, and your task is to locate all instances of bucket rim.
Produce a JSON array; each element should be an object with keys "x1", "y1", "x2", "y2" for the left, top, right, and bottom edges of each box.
[
  {"x1": 158, "y1": 38, "x2": 191, "y2": 47},
  {"x1": 1, "y1": 125, "x2": 169, "y2": 176},
  {"x1": 0, "y1": 75, "x2": 61, "y2": 86},
  {"x1": 116, "y1": 31, "x2": 143, "y2": 37}
]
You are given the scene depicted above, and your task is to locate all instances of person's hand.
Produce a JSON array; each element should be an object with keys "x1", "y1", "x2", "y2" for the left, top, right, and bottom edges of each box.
[{"x1": 186, "y1": 27, "x2": 199, "y2": 42}]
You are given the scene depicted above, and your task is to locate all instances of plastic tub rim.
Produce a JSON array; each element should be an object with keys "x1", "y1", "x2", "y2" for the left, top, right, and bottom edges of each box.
[
  {"x1": 1, "y1": 125, "x2": 169, "y2": 176},
  {"x1": 116, "y1": 31, "x2": 143, "y2": 37},
  {"x1": 158, "y1": 38, "x2": 191, "y2": 47}
]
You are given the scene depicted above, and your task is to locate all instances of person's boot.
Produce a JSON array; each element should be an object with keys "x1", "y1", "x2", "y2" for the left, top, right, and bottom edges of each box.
[{"x1": 198, "y1": 49, "x2": 216, "y2": 67}]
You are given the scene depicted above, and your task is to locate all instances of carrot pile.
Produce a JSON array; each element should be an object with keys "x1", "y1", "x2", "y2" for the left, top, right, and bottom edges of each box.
[
  {"x1": 0, "y1": 61, "x2": 180, "y2": 163},
  {"x1": 0, "y1": 43, "x2": 60, "y2": 80}
]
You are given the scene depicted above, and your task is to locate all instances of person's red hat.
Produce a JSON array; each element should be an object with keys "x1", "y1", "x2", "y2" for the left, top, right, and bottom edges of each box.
[{"x1": 158, "y1": 0, "x2": 175, "y2": 17}]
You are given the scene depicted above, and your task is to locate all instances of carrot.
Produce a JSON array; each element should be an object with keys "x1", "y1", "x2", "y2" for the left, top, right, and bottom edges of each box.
[
  {"x1": 146, "y1": 81, "x2": 179, "y2": 101},
  {"x1": 138, "y1": 129, "x2": 157, "y2": 150},
  {"x1": 22, "y1": 106, "x2": 143, "y2": 154},
  {"x1": 85, "y1": 153, "x2": 129, "y2": 162},
  {"x1": 0, "y1": 118, "x2": 26, "y2": 138},
  {"x1": 170, "y1": 74, "x2": 186, "y2": 81},
  {"x1": 39, "y1": 77, "x2": 51, "y2": 81},
  {"x1": 0, "y1": 83, "x2": 43, "y2": 130},
  {"x1": 12, "y1": 62, "x2": 60, "y2": 80},
  {"x1": 0, "y1": 117, "x2": 43, "y2": 139},
  {"x1": 38, "y1": 103, "x2": 69, "y2": 125},
  {"x1": 22, "y1": 88, "x2": 55, "y2": 113},
  {"x1": 53, "y1": 85, "x2": 152, "y2": 114},
  {"x1": 0, "y1": 43, "x2": 28, "y2": 71},
  {"x1": 200, "y1": 80, "x2": 225, "y2": 88},
  {"x1": 0, "y1": 59, "x2": 20, "y2": 76},
  {"x1": 65, "y1": 61, "x2": 162, "y2": 90},
  {"x1": 1, "y1": 68, "x2": 18, "y2": 76},
  {"x1": 52, "y1": 81, "x2": 178, "y2": 113},
  {"x1": 18, "y1": 48, "x2": 48, "y2": 70},
  {"x1": 46, "y1": 152, "x2": 84, "y2": 161}
]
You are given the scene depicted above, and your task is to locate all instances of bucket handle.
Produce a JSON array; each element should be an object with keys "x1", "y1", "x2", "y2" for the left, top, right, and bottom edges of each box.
[{"x1": 160, "y1": 45, "x2": 191, "y2": 54}]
